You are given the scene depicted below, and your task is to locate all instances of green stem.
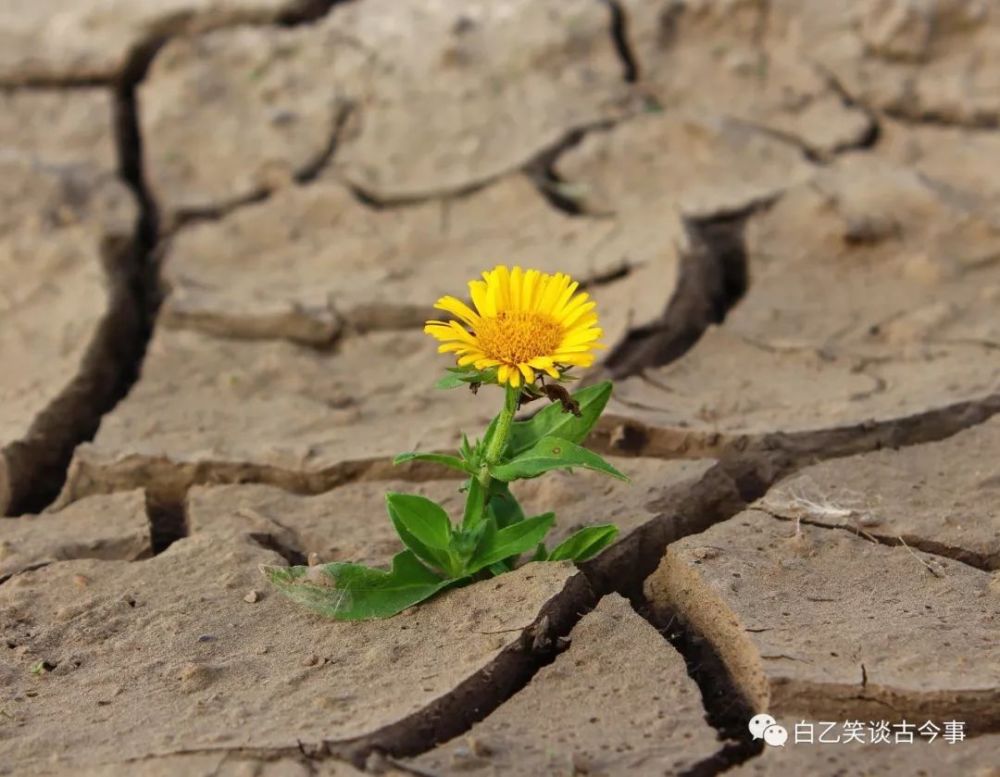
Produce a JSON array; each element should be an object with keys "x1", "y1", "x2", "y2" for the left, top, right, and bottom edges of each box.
[
  {"x1": 480, "y1": 384, "x2": 519, "y2": 487},
  {"x1": 462, "y1": 385, "x2": 518, "y2": 531}
]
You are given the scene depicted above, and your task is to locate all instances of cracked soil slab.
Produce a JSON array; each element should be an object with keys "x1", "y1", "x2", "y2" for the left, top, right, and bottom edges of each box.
[
  {"x1": 597, "y1": 154, "x2": 1000, "y2": 459},
  {"x1": 729, "y1": 734, "x2": 1000, "y2": 776},
  {"x1": 140, "y1": 0, "x2": 639, "y2": 219},
  {"x1": 59, "y1": 753, "x2": 368, "y2": 777},
  {"x1": 0, "y1": 491, "x2": 150, "y2": 583},
  {"x1": 760, "y1": 415, "x2": 1000, "y2": 570},
  {"x1": 0, "y1": 533, "x2": 588, "y2": 772},
  {"x1": 0, "y1": 0, "x2": 322, "y2": 84},
  {"x1": 785, "y1": 0, "x2": 1000, "y2": 126},
  {"x1": 407, "y1": 593, "x2": 720, "y2": 775},
  {"x1": 732, "y1": 154, "x2": 1000, "y2": 352},
  {"x1": 554, "y1": 111, "x2": 815, "y2": 217},
  {"x1": 645, "y1": 510, "x2": 1000, "y2": 732},
  {"x1": 599, "y1": 327, "x2": 1000, "y2": 459},
  {"x1": 620, "y1": 0, "x2": 874, "y2": 156},
  {"x1": 0, "y1": 114, "x2": 139, "y2": 514},
  {"x1": 160, "y1": 175, "x2": 684, "y2": 351},
  {"x1": 0, "y1": 89, "x2": 117, "y2": 171},
  {"x1": 57, "y1": 326, "x2": 499, "y2": 506}
]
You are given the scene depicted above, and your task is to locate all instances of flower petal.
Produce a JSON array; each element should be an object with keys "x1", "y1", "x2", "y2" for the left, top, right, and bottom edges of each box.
[
  {"x1": 434, "y1": 295, "x2": 480, "y2": 326},
  {"x1": 510, "y1": 266, "x2": 523, "y2": 310},
  {"x1": 469, "y1": 280, "x2": 495, "y2": 317},
  {"x1": 554, "y1": 352, "x2": 596, "y2": 367},
  {"x1": 551, "y1": 280, "x2": 580, "y2": 316},
  {"x1": 537, "y1": 273, "x2": 567, "y2": 314},
  {"x1": 561, "y1": 327, "x2": 603, "y2": 347},
  {"x1": 492, "y1": 265, "x2": 512, "y2": 309},
  {"x1": 526, "y1": 269, "x2": 542, "y2": 310}
]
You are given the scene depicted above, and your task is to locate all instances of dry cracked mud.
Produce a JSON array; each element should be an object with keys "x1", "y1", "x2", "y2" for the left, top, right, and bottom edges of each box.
[
  {"x1": 1, "y1": 536, "x2": 588, "y2": 770},
  {"x1": 0, "y1": 0, "x2": 328, "y2": 85},
  {"x1": 647, "y1": 510, "x2": 1000, "y2": 731},
  {"x1": 159, "y1": 175, "x2": 684, "y2": 349},
  {"x1": 3, "y1": 0, "x2": 1000, "y2": 774},
  {"x1": 0, "y1": 89, "x2": 142, "y2": 515},
  {"x1": 406, "y1": 594, "x2": 721, "y2": 775},
  {"x1": 139, "y1": 0, "x2": 640, "y2": 221},
  {"x1": 0, "y1": 491, "x2": 150, "y2": 583},
  {"x1": 728, "y1": 733, "x2": 1000, "y2": 777},
  {"x1": 596, "y1": 152, "x2": 1000, "y2": 461}
]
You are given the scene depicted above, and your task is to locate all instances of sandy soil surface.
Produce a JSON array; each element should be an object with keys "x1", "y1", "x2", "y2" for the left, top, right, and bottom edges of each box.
[{"x1": 2, "y1": 1, "x2": 999, "y2": 774}]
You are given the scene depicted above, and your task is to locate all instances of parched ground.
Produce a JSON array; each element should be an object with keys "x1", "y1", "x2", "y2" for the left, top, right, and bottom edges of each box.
[{"x1": 2, "y1": 1, "x2": 1000, "y2": 775}]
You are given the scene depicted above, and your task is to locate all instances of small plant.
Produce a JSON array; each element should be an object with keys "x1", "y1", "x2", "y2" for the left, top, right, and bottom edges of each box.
[{"x1": 265, "y1": 265, "x2": 626, "y2": 620}]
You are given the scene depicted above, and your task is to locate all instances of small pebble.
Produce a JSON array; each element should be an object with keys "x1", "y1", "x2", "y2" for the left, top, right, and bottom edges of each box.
[
  {"x1": 197, "y1": 635, "x2": 216, "y2": 643},
  {"x1": 307, "y1": 552, "x2": 321, "y2": 567},
  {"x1": 243, "y1": 590, "x2": 259, "y2": 603},
  {"x1": 467, "y1": 736, "x2": 493, "y2": 757},
  {"x1": 72, "y1": 575, "x2": 90, "y2": 588}
]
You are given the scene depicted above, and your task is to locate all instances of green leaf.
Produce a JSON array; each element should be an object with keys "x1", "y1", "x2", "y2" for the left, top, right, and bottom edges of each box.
[
  {"x1": 479, "y1": 412, "x2": 502, "y2": 461},
  {"x1": 460, "y1": 434, "x2": 474, "y2": 462},
  {"x1": 487, "y1": 481, "x2": 526, "y2": 529},
  {"x1": 452, "y1": 514, "x2": 490, "y2": 564},
  {"x1": 489, "y1": 436, "x2": 629, "y2": 483},
  {"x1": 531, "y1": 542, "x2": 549, "y2": 561},
  {"x1": 264, "y1": 550, "x2": 454, "y2": 620},
  {"x1": 393, "y1": 452, "x2": 472, "y2": 474},
  {"x1": 436, "y1": 365, "x2": 499, "y2": 389},
  {"x1": 548, "y1": 524, "x2": 619, "y2": 562},
  {"x1": 435, "y1": 372, "x2": 469, "y2": 390},
  {"x1": 466, "y1": 513, "x2": 555, "y2": 574},
  {"x1": 385, "y1": 493, "x2": 457, "y2": 575},
  {"x1": 507, "y1": 382, "x2": 612, "y2": 456}
]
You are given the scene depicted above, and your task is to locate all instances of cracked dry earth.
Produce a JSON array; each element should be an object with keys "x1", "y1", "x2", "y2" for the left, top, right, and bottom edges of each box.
[{"x1": 3, "y1": 1, "x2": 1000, "y2": 775}]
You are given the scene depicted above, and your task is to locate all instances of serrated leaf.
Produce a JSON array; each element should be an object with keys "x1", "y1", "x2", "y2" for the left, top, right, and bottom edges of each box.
[
  {"x1": 507, "y1": 382, "x2": 612, "y2": 456},
  {"x1": 489, "y1": 436, "x2": 628, "y2": 483},
  {"x1": 263, "y1": 550, "x2": 453, "y2": 620},
  {"x1": 385, "y1": 493, "x2": 457, "y2": 575},
  {"x1": 393, "y1": 452, "x2": 472, "y2": 474},
  {"x1": 548, "y1": 524, "x2": 619, "y2": 562},
  {"x1": 466, "y1": 513, "x2": 555, "y2": 575}
]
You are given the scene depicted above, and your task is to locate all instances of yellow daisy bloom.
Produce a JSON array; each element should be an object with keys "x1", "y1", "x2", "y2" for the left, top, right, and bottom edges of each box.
[{"x1": 424, "y1": 265, "x2": 604, "y2": 388}]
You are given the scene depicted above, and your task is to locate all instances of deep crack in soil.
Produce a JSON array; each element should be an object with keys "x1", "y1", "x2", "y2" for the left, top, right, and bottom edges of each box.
[
  {"x1": 326, "y1": 573, "x2": 597, "y2": 768},
  {"x1": 603, "y1": 205, "x2": 754, "y2": 379}
]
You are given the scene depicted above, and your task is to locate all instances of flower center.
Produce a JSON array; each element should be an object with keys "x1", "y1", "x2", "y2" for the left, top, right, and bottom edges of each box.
[{"x1": 476, "y1": 311, "x2": 564, "y2": 365}]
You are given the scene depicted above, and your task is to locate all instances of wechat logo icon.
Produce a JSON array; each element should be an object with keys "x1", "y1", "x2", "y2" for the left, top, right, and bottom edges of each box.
[{"x1": 749, "y1": 713, "x2": 788, "y2": 747}]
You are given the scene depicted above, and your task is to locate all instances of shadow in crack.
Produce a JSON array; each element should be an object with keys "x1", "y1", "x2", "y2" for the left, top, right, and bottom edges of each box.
[{"x1": 603, "y1": 206, "x2": 754, "y2": 379}]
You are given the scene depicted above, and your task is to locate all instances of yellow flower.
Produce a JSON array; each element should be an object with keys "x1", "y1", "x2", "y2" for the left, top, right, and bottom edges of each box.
[{"x1": 424, "y1": 265, "x2": 604, "y2": 388}]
